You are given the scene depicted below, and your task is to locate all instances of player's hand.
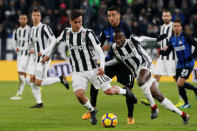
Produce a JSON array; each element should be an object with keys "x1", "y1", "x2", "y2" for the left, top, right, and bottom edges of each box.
[
  {"x1": 15, "y1": 48, "x2": 19, "y2": 52},
  {"x1": 102, "y1": 45, "x2": 111, "y2": 51},
  {"x1": 163, "y1": 46, "x2": 168, "y2": 51},
  {"x1": 29, "y1": 49, "x2": 34, "y2": 54},
  {"x1": 156, "y1": 34, "x2": 168, "y2": 42},
  {"x1": 38, "y1": 52, "x2": 42, "y2": 57},
  {"x1": 97, "y1": 68, "x2": 104, "y2": 76},
  {"x1": 41, "y1": 56, "x2": 50, "y2": 64}
]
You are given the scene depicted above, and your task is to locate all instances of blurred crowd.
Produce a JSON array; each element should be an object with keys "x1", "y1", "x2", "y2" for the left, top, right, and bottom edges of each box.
[{"x1": 0, "y1": 0, "x2": 197, "y2": 40}]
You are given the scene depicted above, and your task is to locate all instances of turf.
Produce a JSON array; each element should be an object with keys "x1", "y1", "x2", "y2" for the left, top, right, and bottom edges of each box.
[{"x1": 0, "y1": 81, "x2": 197, "y2": 131}]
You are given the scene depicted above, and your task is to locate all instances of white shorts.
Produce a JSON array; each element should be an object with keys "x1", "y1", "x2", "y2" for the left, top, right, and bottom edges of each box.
[
  {"x1": 27, "y1": 54, "x2": 36, "y2": 75},
  {"x1": 34, "y1": 61, "x2": 50, "y2": 80},
  {"x1": 154, "y1": 59, "x2": 176, "y2": 76},
  {"x1": 72, "y1": 68, "x2": 112, "y2": 92},
  {"x1": 17, "y1": 54, "x2": 30, "y2": 73}
]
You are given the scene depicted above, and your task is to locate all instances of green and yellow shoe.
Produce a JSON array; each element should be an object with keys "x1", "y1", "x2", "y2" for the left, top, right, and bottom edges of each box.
[{"x1": 140, "y1": 98, "x2": 150, "y2": 106}]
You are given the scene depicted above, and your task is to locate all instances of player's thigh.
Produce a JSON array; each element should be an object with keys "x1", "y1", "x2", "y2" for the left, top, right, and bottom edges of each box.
[
  {"x1": 18, "y1": 55, "x2": 29, "y2": 73},
  {"x1": 72, "y1": 72, "x2": 89, "y2": 92},
  {"x1": 35, "y1": 62, "x2": 50, "y2": 80},
  {"x1": 105, "y1": 65, "x2": 117, "y2": 78},
  {"x1": 117, "y1": 65, "x2": 134, "y2": 88}
]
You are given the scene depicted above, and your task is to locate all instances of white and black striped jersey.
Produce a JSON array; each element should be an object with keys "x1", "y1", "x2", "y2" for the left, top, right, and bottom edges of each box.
[
  {"x1": 13, "y1": 25, "x2": 31, "y2": 56},
  {"x1": 111, "y1": 36, "x2": 152, "y2": 77},
  {"x1": 55, "y1": 27, "x2": 102, "y2": 72},
  {"x1": 159, "y1": 21, "x2": 176, "y2": 60},
  {"x1": 30, "y1": 22, "x2": 55, "y2": 62}
]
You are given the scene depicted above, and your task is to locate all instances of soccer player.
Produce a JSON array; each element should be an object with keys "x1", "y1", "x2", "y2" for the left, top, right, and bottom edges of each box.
[
  {"x1": 28, "y1": 8, "x2": 69, "y2": 108},
  {"x1": 160, "y1": 19, "x2": 197, "y2": 109},
  {"x1": 41, "y1": 10, "x2": 137, "y2": 125},
  {"x1": 107, "y1": 28, "x2": 190, "y2": 124},
  {"x1": 82, "y1": 6, "x2": 136, "y2": 124},
  {"x1": 10, "y1": 14, "x2": 31, "y2": 100}
]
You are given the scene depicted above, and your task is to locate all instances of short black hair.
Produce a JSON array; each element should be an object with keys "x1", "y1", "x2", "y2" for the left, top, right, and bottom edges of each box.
[
  {"x1": 173, "y1": 19, "x2": 183, "y2": 26},
  {"x1": 162, "y1": 9, "x2": 171, "y2": 14},
  {"x1": 70, "y1": 10, "x2": 82, "y2": 20},
  {"x1": 32, "y1": 7, "x2": 41, "y2": 14},
  {"x1": 108, "y1": 6, "x2": 121, "y2": 13},
  {"x1": 19, "y1": 13, "x2": 27, "y2": 17},
  {"x1": 114, "y1": 28, "x2": 123, "y2": 35}
]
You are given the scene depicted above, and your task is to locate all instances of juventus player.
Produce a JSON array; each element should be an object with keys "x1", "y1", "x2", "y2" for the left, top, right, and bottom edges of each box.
[
  {"x1": 10, "y1": 14, "x2": 31, "y2": 100},
  {"x1": 29, "y1": 8, "x2": 69, "y2": 108},
  {"x1": 107, "y1": 28, "x2": 189, "y2": 124},
  {"x1": 42, "y1": 10, "x2": 137, "y2": 125}
]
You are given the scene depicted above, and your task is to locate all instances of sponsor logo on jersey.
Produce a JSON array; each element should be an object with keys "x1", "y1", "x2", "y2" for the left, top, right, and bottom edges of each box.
[
  {"x1": 122, "y1": 52, "x2": 136, "y2": 60},
  {"x1": 70, "y1": 45, "x2": 84, "y2": 50},
  {"x1": 174, "y1": 45, "x2": 185, "y2": 51}
]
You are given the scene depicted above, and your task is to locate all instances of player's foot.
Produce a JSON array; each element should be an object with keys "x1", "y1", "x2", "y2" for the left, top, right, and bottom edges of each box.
[
  {"x1": 180, "y1": 103, "x2": 191, "y2": 109},
  {"x1": 127, "y1": 117, "x2": 135, "y2": 124},
  {"x1": 82, "y1": 111, "x2": 91, "y2": 120},
  {"x1": 59, "y1": 75, "x2": 69, "y2": 90},
  {"x1": 30, "y1": 103, "x2": 44, "y2": 108},
  {"x1": 10, "y1": 94, "x2": 22, "y2": 100},
  {"x1": 181, "y1": 112, "x2": 189, "y2": 124},
  {"x1": 140, "y1": 98, "x2": 150, "y2": 106},
  {"x1": 175, "y1": 99, "x2": 185, "y2": 107},
  {"x1": 124, "y1": 87, "x2": 137, "y2": 104},
  {"x1": 151, "y1": 104, "x2": 159, "y2": 119},
  {"x1": 90, "y1": 109, "x2": 98, "y2": 125}
]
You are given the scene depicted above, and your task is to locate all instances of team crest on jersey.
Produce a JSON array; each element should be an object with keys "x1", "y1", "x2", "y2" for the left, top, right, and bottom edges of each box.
[
  {"x1": 66, "y1": 31, "x2": 69, "y2": 40},
  {"x1": 179, "y1": 40, "x2": 182, "y2": 45}
]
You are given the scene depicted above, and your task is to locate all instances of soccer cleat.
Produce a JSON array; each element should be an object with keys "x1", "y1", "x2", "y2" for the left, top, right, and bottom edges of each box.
[
  {"x1": 181, "y1": 112, "x2": 189, "y2": 124},
  {"x1": 124, "y1": 87, "x2": 137, "y2": 104},
  {"x1": 140, "y1": 98, "x2": 150, "y2": 106},
  {"x1": 127, "y1": 117, "x2": 135, "y2": 124},
  {"x1": 30, "y1": 103, "x2": 44, "y2": 108},
  {"x1": 59, "y1": 75, "x2": 69, "y2": 90},
  {"x1": 82, "y1": 111, "x2": 91, "y2": 120},
  {"x1": 10, "y1": 95, "x2": 22, "y2": 100},
  {"x1": 175, "y1": 99, "x2": 185, "y2": 107},
  {"x1": 90, "y1": 109, "x2": 98, "y2": 125},
  {"x1": 151, "y1": 104, "x2": 159, "y2": 119},
  {"x1": 180, "y1": 104, "x2": 191, "y2": 109}
]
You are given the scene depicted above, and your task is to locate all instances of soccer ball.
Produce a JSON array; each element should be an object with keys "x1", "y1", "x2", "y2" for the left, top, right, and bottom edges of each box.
[{"x1": 101, "y1": 113, "x2": 118, "y2": 128}]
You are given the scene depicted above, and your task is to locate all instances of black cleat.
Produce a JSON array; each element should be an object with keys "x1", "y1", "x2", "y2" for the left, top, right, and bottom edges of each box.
[
  {"x1": 182, "y1": 113, "x2": 189, "y2": 124},
  {"x1": 151, "y1": 105, "x2": 159, "y2": 119},
  {"x1": 59, "y1": 75, "x2": 69, "y2": 90},
  {"x1": 90, "y1": 109, "x2": 98, "y2": 125},
  {"x1": 30, "y1": 103, "x2": 44, "y2": 108},
  {"x1": 124, "y1": 87, "x2": 137, "y2": 104}
]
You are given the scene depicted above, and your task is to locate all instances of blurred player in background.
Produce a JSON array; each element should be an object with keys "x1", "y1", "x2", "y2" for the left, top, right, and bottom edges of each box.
[
  {"x1": 160, "y1": 19, "x2": 197, "y2": 109},
  {"x1": 10, "y1": 14, "x2": 31, "y2": 100},
  {"x1": 28, "y1": 8, "x2": 69, "y2": 108}
]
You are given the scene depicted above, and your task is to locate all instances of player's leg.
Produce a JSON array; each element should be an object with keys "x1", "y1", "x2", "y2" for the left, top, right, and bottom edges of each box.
[
  {"x1": 116, "y1": 65, "x2": 136, "y2": 124},
  {"x1": 137, "y1": 69, "x2": 158, "y2": 119},
  {"x1": 150, "y1": 81, "x2": 189, "y2": 124},
  {"x1": 73, "y1": 71, "x2": 97, "y2": 125},
  {"x1": 34, "y1": 62, "x2": 69, "y2": 89}
]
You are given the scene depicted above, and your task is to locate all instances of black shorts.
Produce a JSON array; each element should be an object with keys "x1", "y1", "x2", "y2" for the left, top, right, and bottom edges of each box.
[
  {"x1": 176, "y1": 67, "x2": 193, "y2": 80},
  {"x1": 105, "y1": 62, "x2": 134, "y2": 88}
]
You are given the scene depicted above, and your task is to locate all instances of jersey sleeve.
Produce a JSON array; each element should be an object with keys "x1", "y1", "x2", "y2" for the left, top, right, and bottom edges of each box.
[
  {"x1": 43, "y1": 25, "x2": 55, "y2": 41},
  {"x1": 12, "y1": 30, "x2": 17, "y2": 49},
  {"x1": 184, "y1": 33, "x2": 197, "y2": 57}
]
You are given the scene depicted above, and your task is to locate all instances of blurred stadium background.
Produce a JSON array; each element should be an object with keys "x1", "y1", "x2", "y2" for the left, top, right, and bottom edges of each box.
[{"x1": 0, "y1": 0, "x2": 197, "y2": 60}]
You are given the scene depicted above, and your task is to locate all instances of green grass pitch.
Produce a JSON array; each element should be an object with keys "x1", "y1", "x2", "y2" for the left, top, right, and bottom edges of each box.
[{"x1": 0, "y1": 81, "x2": 197, "y2": 131}]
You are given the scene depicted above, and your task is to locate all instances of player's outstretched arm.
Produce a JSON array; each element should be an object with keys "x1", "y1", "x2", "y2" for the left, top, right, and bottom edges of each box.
[{"x1": 105, "y1": 58, "x2": 118, "y2": 66}]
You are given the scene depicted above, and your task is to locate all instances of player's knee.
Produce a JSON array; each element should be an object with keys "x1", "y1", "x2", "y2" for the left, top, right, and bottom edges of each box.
[
  {"x1": 35, "y1": 80, "x2": 41, "y2": 86},
  {"x1": 104, "y1": 88, "x2": 113, "y2": 95},
  {"x1": 177, "y1": 82, "x2": 184, "y2": 88},
  {"x1": 137, "y1": 79, "x2": 146, "y2": 87},
  {"x1": 154, "y1": 94, "x2": 164, "y2": 102}
]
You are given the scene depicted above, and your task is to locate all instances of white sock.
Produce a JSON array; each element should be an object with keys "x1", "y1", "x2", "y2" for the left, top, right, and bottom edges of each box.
[
  {"x1": 140, "y1": 78, "x2": 156, "y2": 107},
  {"x1": 31, "y1": 83, "x2": 42, "y2": 104},
  {"x1": 41, "y1": 77, "x2": 60, "y2": 86},
  {"x1": 161, "y1": 98, "x2": 182, "y2": 115},
  {"x1": 83, "y1": 100, "x2": 94, "y2": 112},
  {"x1": 118, "y1": 86, "x2": 126, "y2": 95},
  {"x1": 25, "y1": 76, "x2": 31, "y2": 87},
  {"x1": 17, "y1": 75, "x2": 26, "y2": 95}
]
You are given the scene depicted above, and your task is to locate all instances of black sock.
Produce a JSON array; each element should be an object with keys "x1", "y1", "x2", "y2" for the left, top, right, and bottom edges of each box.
[
  {"x1": 178, "y1": 87, "x2": 188, "y2": 104},
  {"x1": 184, "y1": 82, "x2": 197, "y2": 96},
  {"x1": 90, "y1": 85, "x2": 99, "y2": 107},
  {"x1": 126, "y1": 97, "x2": 134, "y2": 117}
]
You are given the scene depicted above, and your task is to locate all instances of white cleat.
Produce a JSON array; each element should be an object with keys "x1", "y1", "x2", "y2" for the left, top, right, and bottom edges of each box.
[{"x1": 10, "y1": 95, "x2": 22, "y2": 100}]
